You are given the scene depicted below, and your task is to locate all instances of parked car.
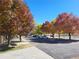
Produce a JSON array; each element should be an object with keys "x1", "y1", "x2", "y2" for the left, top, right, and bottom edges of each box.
[{"x1": 32, "y1": 35, "x2": 40, "y2": 39}]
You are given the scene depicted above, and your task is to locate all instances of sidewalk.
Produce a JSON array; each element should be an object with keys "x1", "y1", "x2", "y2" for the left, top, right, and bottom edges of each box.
[
  {"x1": 0, "y1": 37, "x2": 54, "y2": 59},
  {"x1": 0, "y1": 46, "x2": 54, "y2": 59}
]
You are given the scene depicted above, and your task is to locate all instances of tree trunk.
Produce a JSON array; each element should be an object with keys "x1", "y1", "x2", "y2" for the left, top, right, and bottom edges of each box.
[
  {"x1": 52, "y1": 34, "x2": 54, "y2": 38},
  {"x1": 7, "y1": 34, "x2": 11, "y2": 46},
  {"x1": 5, "y1": 35, "x2": 8, "y2": 39},
  {"x1": 58, "y1": 33, "x2": 60, "y2": 39},
  {"x1": 19, "y1": 35, "x2": 22, "y2": 42},
  {"x1": 69, "y1": 33, "x2": 71, "y2": 40}
]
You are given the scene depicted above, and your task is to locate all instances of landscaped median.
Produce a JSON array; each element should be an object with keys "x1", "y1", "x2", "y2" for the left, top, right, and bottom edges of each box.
[
  {"x1": 14, "y1": 42, "x2": 32, "y2": 50},
  {"x1": 0, "y1": 41, "x2": 33, "y2": 53}
]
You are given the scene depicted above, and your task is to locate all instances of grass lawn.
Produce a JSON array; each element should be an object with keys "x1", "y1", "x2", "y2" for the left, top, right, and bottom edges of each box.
[{"x1": 0, "y1": 42, "x2": 32, "y2": 53}]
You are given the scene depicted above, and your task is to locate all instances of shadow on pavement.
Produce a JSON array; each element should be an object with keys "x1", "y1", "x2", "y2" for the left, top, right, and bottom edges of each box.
[
  {"x1": 0, "y1": 44, "x2": 14, "y2": 51},
  {"x1": 30, "y1": 38, "x2": 79, "y2": 44},
  {"x1": 0, "y1": 41, "x2": 18, "y2": 51}
]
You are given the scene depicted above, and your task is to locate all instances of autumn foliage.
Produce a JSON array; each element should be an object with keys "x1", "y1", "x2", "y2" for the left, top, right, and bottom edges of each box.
[
  {"x1": 41, "y1": 21, "x2": 53, "y2": 34},
  {"x1": 55, "y1": 13, "x2": 79, "y2": 35},
  {"x1": 0, "y1": 0, "x2": 34, "y2": 45},
  {"x1": 40, "y1": 13, "x2": 79, "y2": 39}
]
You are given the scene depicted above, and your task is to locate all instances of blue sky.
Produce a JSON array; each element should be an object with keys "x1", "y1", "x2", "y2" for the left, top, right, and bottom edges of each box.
[{"x1": 24, "y1": 0, "x2": 79, "y2": 24}]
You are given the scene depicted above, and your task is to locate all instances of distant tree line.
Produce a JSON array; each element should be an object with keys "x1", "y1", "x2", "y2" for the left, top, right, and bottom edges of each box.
[{"x1": 34, "y1": 13, "x2": 79, "y2": 40}]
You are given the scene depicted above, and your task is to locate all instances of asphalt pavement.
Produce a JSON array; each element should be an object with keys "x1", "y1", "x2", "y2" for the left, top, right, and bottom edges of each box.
[{"x1": 28, "y1": 35, "x2": 79, "y2": 59}]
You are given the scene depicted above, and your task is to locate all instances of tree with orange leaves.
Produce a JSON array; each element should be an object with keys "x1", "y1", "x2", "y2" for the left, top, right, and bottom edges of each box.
[
  {"x1": 55, "y1": 13, "x2": 79, "y2": 40},
  {"x1": 41, "y1": 21, "x2": 52, "y2": 34},
  {"x1": 0, "y1": 0, "x2": 34, "y2": 46}
]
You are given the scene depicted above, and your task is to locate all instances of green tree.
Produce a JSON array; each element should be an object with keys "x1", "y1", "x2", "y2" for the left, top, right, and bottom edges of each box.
[{"x1": 33, "y1": 25, "x2": 42, "y2": 35}]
